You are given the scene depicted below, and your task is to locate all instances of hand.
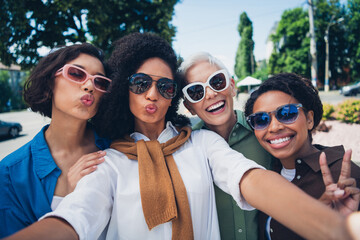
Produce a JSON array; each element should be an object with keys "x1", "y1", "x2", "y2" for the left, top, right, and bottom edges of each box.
[
  {"x1": 319, "y1": 149, "x2": 360, "y2": 216},
  {"x1": 67, "y1": 150, "x2": 106, "y2": 192},
  {"x1": 346, "y1": 211, "x2": 360, "y2": 240}
]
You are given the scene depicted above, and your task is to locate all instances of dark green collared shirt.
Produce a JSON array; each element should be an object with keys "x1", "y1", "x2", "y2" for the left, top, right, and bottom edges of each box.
[{"x1": 193, "y1": 110, "x2": 273, "y2": 240}]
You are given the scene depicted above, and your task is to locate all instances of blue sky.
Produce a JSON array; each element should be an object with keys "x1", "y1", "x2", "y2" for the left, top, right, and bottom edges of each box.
[{"x1": 172, "y1": 0, "x2": 307, "y2": 76}]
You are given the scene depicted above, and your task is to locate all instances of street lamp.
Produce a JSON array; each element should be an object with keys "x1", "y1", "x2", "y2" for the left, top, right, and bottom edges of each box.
[{"x1": 324, "y1": 16, "x2": 344, "y2": 92}]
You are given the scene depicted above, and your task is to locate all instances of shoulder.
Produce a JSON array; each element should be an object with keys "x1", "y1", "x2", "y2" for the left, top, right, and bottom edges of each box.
[
  {"x1": 191, "y1": 118, "x2": 205, "y2": 130},
  {"x1": 235, "y1": 109, "x2": 252, "y2": 131},
  {"x1": 0, "y1": 141, "x2": 33, "y2": 168},
  {"x1": 0, "y1": 127, "x2": 47, "y2": 169}
]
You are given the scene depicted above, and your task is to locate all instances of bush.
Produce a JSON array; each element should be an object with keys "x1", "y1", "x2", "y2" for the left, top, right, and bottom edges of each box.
[
  {"x1": 334, "y1": 99, "x2": 360, "y2": 124},
  {"x1": 322, "y1": 103, "x2": 335, "y2": 120}
]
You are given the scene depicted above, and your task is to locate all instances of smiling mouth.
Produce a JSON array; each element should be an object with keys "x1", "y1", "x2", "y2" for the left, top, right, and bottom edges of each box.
[
  {"x1": 267, "y1": 136, "x2": 293, "y2": 144},
  {"x1": 206, "y1": 101, "x2": 225, "y2": 112}
]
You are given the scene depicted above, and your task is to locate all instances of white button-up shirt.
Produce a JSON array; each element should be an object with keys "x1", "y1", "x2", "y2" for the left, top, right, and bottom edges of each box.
[{"x1": 42, "y1": 122, "x2": 263, "y2": 240}]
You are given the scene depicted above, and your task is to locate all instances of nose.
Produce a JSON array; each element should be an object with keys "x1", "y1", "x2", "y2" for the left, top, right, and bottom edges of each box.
[
  {"x1": 81, "y1": 77, "x2": 95, "y2": 93},
  {"x1": 145, "y1": 81, "x2": 159, "y2": 101},
  {"x1": 267, "y1": 114, "x2": 285, "y2": 132},
  {"x1": 205, "y1": 86, "x2": 217, "y2": 100}
]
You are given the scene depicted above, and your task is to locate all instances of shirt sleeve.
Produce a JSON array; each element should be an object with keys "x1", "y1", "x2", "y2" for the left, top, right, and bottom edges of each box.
[
  {"x1": 196, "y1": 130, "x2": 265, "y2": 210},
  {"x1": 40, "y1": 150, "x2": 118, "y2": 240}
]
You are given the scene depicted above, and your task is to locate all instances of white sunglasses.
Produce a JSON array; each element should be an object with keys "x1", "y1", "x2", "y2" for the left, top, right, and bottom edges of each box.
[{"x1": 182, "y1": 69, "x2": 230, "y2": 103}]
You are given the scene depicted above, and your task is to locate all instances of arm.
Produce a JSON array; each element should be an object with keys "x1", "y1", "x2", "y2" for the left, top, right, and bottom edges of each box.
[
  {"x1": 240, "y1": 168, "x2": 352, "y2": 240},
  {"x1": 3, "y1": 217, "x2": 78, "y2": 240}
]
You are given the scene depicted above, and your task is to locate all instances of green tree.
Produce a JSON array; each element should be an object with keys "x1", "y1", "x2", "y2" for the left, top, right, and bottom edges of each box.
[
  {"x1": 0, "y1": 0, "x2": 179, "y2": 69},
  {"x1": 234, "y1": 12, "x2": 255, "y2": 80},
  {"x1": 268, "y1": 8, "x2": 310, "y2": 77},
  {"x1": 347, "y1": 0, "x2": 360, "y2": 80},
  {"x1": 314, "y1": 0, "x2": 348, "y2": 87},
  {"x1": 0, "y1": 71, "x2": 12, "y2": 112}
]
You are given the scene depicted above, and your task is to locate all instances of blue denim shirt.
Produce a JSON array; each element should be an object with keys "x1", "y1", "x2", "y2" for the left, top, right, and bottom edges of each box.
[{"x1": 0, "y1": 124, "x2": 110, "y2": 237}]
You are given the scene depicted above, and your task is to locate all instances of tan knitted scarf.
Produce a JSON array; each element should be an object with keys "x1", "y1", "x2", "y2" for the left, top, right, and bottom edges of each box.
[{"x1": 110, "y1": 126, "x2": 194, "y2": 240}]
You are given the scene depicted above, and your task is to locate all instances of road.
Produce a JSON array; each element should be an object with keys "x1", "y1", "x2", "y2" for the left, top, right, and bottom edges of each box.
[{"x1": 1, "y1": 90, "x2": 359, "y2": 160}]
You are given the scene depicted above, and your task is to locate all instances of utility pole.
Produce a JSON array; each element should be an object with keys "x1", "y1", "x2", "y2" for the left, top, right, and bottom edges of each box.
[
  {"x1": 308, "y1": 0, "x2": 317, "y2": 88},
  {"x1": 324, "y1": 17, "x2": 344, "y2": 92}
]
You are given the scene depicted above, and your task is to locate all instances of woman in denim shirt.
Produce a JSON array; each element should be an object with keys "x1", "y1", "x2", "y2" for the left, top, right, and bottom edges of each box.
[{"x1": 0, "y1": 43, "x2": 111, "y2": 237}]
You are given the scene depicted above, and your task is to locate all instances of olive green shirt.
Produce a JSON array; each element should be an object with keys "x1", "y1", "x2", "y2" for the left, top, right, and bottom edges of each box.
[{"x1": 192, "y1": 110, "x2": 273, "y2": 240}]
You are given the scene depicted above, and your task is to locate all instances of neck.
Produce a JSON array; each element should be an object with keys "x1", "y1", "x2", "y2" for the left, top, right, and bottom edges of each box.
[
  {"x1": 205, "y1": 111, "x2": 237, "y2": 141},
  {"x1": 280, "y1": 140, "x2": 320, "y2": 169},
  {"x1": 134, "y1": 120, "x2": 166, "y2": 140},
  {"x1": 45, "y1": 118, "x2": 90, "y2": 151}
]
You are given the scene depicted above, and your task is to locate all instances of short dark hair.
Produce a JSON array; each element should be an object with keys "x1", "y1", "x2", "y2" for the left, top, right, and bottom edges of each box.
[
  {"x1": 244, "y1": 73, "x2": 323, "y2": 141},
  {"x1": 23, "y1": 43, "x2": 106, "y2": 118},
  {"x1": 92, "y1": 32, "x2": 190, "y2": 140}
]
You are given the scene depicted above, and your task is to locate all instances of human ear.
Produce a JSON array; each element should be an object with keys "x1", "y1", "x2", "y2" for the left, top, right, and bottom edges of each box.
[
  {"x1": 184, "y1": 100, "x2": 197, "y2": 115},
  {"x1": 230, "y1": 78, "x2": 236, "y2": 97},
  {"x1": 306, "y1": 110, "x2": 315, "y2": 130}
]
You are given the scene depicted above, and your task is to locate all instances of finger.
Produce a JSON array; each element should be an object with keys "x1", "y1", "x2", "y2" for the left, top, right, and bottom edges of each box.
[
  {"x1": 339, "y1": 149, "x2": 352, "y2": 182},
  {"x1": 70, "y1": 151, "x2": 106, "y2": 172},
  {"x1": 81, "y1": 157, "x2": 105, "y2": 170},
  {"x1": 344, "y1": 187, "x2": 360, "y2": 201},
  {"x1": 77, "y1": 151, "x2": 106, "y2": 164},
  {"x1": 338, "y1": 178, "x2": 356, "y2": 189},
  {"x1": 79, "y1": 165, "x2": 98, "y2": 177},
  {"x1": 319, "y1": 152, "x2": 334, "y2": 186}
]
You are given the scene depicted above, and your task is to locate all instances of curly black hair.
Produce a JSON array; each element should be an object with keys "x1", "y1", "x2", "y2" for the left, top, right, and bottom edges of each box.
[
  {"x1": 23, "y1": 43, "x2": 106, "y2": 118},
  {"x1": 244, "y1": 73, "x2": 323, "y2": 142},
  {"x1": 92, "y1": 32, "x2": 190, "y2": 140}
]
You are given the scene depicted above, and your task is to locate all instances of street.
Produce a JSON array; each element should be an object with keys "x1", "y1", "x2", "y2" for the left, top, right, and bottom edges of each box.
[{"x1": 1, "y1": 90, "x2": 359, "y2": 161}]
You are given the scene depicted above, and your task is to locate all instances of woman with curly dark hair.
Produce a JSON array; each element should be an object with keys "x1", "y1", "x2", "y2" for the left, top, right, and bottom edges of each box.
[
  {"x1": 0, "y1": 43, "x2": 111, "y2": 237},
  {"x1": 244, "y1": 73, "x2": 360, "y2": 240},
  {"x1": 6, "y1": 34, "x2": 355, "y2": 240}
]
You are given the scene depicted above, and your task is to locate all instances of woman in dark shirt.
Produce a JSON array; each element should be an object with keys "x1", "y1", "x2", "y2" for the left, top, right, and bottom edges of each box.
[{"x1": 244, "y1": 73, "x2": 360, "y2": 240}]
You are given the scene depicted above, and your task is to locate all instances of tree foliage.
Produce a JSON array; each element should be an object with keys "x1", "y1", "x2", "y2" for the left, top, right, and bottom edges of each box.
[
  {"x1": 269, "y1": 0, "x2": 360, "y2": 86},
  {"x1": 0, "y1": 0, "x2": 179, "y2": 69},
  {"x1": 234, "y1": 12, "x2": 255, "y2": 80},
  {"x1": 347, "y1": 0, "x2": 360, "y2": 80},
  {"x1": 0, "y1": 71, "x2": 12, "y2": 112},
  {"x1": 268, "y1": 8, "x2": 310, "y2": 77}
]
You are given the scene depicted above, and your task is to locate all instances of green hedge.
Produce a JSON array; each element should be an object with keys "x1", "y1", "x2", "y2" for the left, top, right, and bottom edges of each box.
[{"x1": 322, "y1": 99, "x2": 360, "y2": 124}]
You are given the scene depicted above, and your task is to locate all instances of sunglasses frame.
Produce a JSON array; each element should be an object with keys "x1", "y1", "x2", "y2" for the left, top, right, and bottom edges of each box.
[
  {"x1": 55, "y1": 64, "x2": 112, "y2": 93},
  {"x1": 128, "y1": 72, "x2": 177, "y2": 99},
  {"x1": 182, "y1": 69, "x2": 230, "y2": 103},
  {"x1": 246, "y1": 103, "x2": 303, "y2": 130}
]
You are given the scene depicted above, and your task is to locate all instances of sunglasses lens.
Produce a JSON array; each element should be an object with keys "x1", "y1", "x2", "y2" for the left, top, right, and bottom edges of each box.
[
  {"x1": 67, "y1": 66, "x2": 86, "y2": 82},
  {"x1": 276, "y1": 104, "x2": 299, "y2": 124},
  {"x1": 157, "y1": 78, "x2": 177, "y2": 99},
  {"x1": 209, "y1": 72, "x2": 227, "y2": 91},
  {"x1": 186, "y1": 85, "x2": 204, "y2": 102},
  {"x1": 129, "y1": 74, "x2": 152, "y2": 94},
  {"x1": 94, "y1": 77, "x2": 111, "y2": 92},
  {"x1": 249, "y1": 112, "x2": 270, "y2": 130}
]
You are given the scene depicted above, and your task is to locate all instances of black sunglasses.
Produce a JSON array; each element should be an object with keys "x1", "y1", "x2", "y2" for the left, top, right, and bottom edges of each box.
[
  {"x1": 128, "y1": 73, "x2": 177, "y2": 99},
  {"x1": 247, "y1": 104, "x2": 303, "y2": 130}
]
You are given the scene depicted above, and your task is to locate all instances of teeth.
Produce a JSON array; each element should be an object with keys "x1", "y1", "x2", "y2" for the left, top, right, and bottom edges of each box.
[
  {"x1": 270, "y1": 137, "x2": 291, "y2": 144},
  {"x1": 207, "y1": 101, "x2": 224, "y2": 111}
]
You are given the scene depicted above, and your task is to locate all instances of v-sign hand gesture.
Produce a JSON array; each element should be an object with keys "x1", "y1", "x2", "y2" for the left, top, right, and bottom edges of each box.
[{"x1": 319, "y1": 149, "x2": 360, "y2": 216}]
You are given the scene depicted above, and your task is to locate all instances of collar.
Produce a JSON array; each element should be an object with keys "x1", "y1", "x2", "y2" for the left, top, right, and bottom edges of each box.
[
  {"x1": 193, "y1": 110, "x2": 252, "y2": 131},
  {"x1": 32, "y1": 125, "x2": 60, "y2": 179},
  {"x1": 301, "y1": 145, "x2": 345, "y2": 172},
  {"x1": 130, "y1": 121, "x2": 179, "y2": 143}
]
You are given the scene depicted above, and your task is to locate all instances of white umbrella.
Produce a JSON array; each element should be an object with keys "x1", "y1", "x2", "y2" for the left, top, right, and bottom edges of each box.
[{"x1": 236, "y1": 76, "x2": 262, "y2": 92}]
